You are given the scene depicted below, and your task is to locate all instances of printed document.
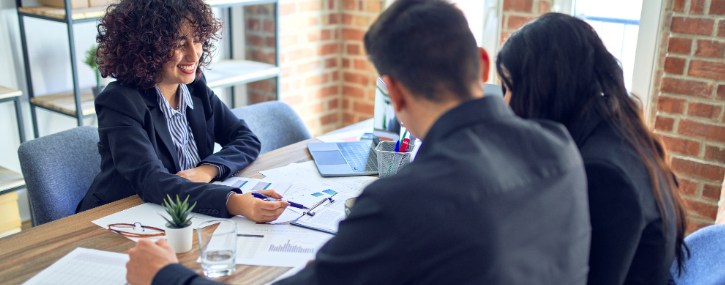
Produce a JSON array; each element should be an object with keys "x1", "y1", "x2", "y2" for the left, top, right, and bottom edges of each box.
[{"x1": 23, "y1": 248, "x2": 128, "y2": 285}]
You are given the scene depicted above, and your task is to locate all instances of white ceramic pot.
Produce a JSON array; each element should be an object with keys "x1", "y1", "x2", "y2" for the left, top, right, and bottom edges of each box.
[{"x1": 165, "y1": 222, "x2": 193, "y2": 253}]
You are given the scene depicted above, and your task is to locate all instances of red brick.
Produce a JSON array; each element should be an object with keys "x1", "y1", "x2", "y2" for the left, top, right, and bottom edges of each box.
[
  {"x1": 342, "y1": 28, "x2": 365, "y2": 41},
  {"x1": 324, "y1": 58, "x2": 338, "y2": 69},
  {"x1": 668, "y1": 37, "x2": 692, "y2": 54},
  {"x1": 342, "y1": 0, "x2": 355, "y2": 10},
  {"x1": 661, "y1": 135, "x2": 701, "y2": 156},
  {"x1": 679, "y1": 178, "x2": 699, "y2": 196},
  {"x1": 343, "y1": 112, "x2": 355, "y2": 124},
  {"x1": 703, "y1": 184, "x2": 722, "y2": 201},
  {"x1": 263, "y1": 20, "x2": 275, "y2": 33},
  {"x1": 321, "y1": 29, "x2": 332, "y2": 41},
  {"x1": 343, "y1": 86, "x2": 365, "y2": 98},
  {"x1": 353, "y1": 59, "x2": 371, "y2": 71},
  {"x1": 280, "y1": 3, "x2": 296, "y2": 15},
  {"x1": 328, "y1": 98, "x2": 339, "y2": 109},
  {"x1": 711, "y1": 0, "x2": 725, "y2": 15},
  {"x1": 315, "y1": 85, "x2": 338, "y2": 99},
  {"x1": 343, "y1": 72, "x2": 369, "y2": 85},
  {"x1": 329, "y1": 14, "x2": 340, "y2": 24},
  {"x1": 679, "y1": 119, "x2": 725, "y2": 144},
  {"x1": 247, "y1": 19, "x2": 260, "y2": 31},
  {"x1": 367, "y1": 1, "x2": 383, "y2": 13},
  {"x1": 353, "y1": 101, "x2": 374, "y2": 114},
  {"x1": 538, "y1": 1, "x2": 551, "y2": 14},
  {"x1": 671, "y1": 157, "x2": 725, "y2": 182},
  {"x1": 247, "y1": 35, "x2": 265, "y2": 47},
  {"x1": 705, "y1": 145, "x2": 725, "y2": 164},
  {"x1": 664, "y1": 57, "x2": 686, "y2": 74},
  {"x1": 718, "y1": 85, "x2": 725, "y2": 100},
  {"x1": 346, "y1": 44, "x2": 361, "y2": 55},
  {"x1": 328, "y1": 0, "x2": 334, "y2": 10},
  {"x1": 342, "y1": 13, "x2": 353, "y2": 25},
  {"x1": 671, "y1": 17, "x2": 714, "y2": 36},
  {"x1": 503, "y1": 0, "x2": 533, "y2": 12},
  {"x1": 342, "y1": 58, "x2": 350, "y2": 68},
  {"x1": 685, "y1": 198, "x2": 719, "y2": 219},
  {"x1": 332, "y1": 71, "x2": 339, "y2": 81},
  {"x1": 687, "y1": 102, "x2": 722, "y2": 119},
  {"x1": 696, "y1": 40, "x2": 725, "y2": 58},
  {"x1": 655, "y1": 116, "x2": 676, "y2": 132},
  {"x1": 248, "y1": 80, "x2": 272, "y2": 92},
  {"x1": 317, "y1": 43, "x2": 339, "y2": 56},
  {"x1": 674, "y1": 0, "x2": 685, "y2": 12},
  {"x1": 320, "y1": 113, "x2": 338, "y2": 125},
  {"x1": 660, "y1": 77, "x2": 713, "y2": 98},
  {"x1": 342, "y1": 98, "x2": 350, "y2": 109},
  {"x1": 657, "y1": 96, "x2": 686, "y2": 114},
  {"x1": 508, "y1": 15, "x2": 535, "y2": 30},
  {"x1": 265, "y1": 37, "x2": 275, "y2": 48},
  {"x1": 691, "y1": 0, "x2": 705, "y2": 14}
]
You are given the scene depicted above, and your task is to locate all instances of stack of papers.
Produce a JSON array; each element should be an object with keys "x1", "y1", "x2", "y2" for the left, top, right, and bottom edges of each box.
[{"x1": 24, "y1": 248, "x2": 128, "y2": 285}]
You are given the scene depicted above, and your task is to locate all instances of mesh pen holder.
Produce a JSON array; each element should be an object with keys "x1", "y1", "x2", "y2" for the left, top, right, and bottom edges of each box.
[{"x1": 375, "y1": 140, "x2": 414, "y2": 178}]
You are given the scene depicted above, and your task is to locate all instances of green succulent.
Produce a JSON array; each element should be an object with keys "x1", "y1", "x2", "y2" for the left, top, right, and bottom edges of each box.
[
  {"x1": 160, "y1": 194, "x2": 197, "y2": 228},
  {"x1": 83, "y1": 44, "x2": 102, "y2": 89}
]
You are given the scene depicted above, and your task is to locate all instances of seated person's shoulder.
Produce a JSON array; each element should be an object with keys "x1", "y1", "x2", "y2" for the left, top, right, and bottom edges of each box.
[{"x1": 95, "y1": 81, "x2": 148, "y2": 111}]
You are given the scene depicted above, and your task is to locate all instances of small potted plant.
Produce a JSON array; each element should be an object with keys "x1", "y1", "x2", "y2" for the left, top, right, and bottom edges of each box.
[
  {"x1": 84, "y1": 44, "x2": 104, "y2": 98},
  {"x1": 160, "y1": 194, "x2": 196, "y2": 253}
]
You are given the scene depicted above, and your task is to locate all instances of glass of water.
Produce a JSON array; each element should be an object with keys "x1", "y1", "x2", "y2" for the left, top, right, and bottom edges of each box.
[{"x1": 196, "y1": 219, "x2": 237, "y2": 278}]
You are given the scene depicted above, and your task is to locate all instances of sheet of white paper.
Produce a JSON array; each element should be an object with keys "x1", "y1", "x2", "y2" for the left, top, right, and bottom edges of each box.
[
  {"x1": 217, "y1": 177, "x2": 292, "y2": 194},
  {"x1": 265, "y1": 263, "x2": 308, "y2": 285},
  {"x1": 92, "y1": 203, "x2": 216, "y2": 242},
  {"x1": 260, "y1": 161, "x2": 376, "y2": 194},
  {"x1": 23, "y1": 248, "x2": 128, "y2": 285}
]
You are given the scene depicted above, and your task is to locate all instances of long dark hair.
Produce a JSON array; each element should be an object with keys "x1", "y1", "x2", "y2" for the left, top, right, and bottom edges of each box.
[{"x1": 496, "y1": 13, "x2": 689, "y2": 272}]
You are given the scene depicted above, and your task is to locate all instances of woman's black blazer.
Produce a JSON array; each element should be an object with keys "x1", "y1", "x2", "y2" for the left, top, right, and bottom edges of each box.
[
  {"x1": 77, "y1": 75, "x2": 261, "y2": 218},
  {"x1": 569, "y1": 110, "x2": 677, "y2": 285}
]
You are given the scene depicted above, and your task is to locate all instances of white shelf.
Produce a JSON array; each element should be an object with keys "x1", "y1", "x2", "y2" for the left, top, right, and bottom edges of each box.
[
  {"x1": 0, "y1": 166, "x2": 24, "y2": 195},
  {"x1": 0, "y1": 86, "x2": 22, "y2": 101},
  {"x1": 204, "y1": 60, "x2": 280, "y2": 89}
]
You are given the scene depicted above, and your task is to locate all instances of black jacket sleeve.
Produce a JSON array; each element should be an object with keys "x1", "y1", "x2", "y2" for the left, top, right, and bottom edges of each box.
[
  {"x1": 152, "y1": 264, "x2": 224, "y2": 285},
  {"x1": 585, "y1": 161, "x2": 645, "y2": 285},
  {"x1": 274, "y1": 192, "x2": 405, "y2": 285}
]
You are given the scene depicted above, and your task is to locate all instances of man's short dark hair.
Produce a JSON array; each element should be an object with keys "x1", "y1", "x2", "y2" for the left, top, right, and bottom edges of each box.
[{"x1": 364, "y1": 0, "x2": 480, "y2": 101}]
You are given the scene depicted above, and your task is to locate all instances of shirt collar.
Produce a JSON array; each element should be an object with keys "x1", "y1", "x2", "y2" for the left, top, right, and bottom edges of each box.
[{"x1": 155, "y1": 84, "x2": 194, "y2": 116}]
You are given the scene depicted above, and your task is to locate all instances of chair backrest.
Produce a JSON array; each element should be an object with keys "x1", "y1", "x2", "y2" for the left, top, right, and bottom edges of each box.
[
  {"x1": 231, "y1": 101, "x2": 312, "y2": 154},
  {"x1": 670, "y1": 224, "x2": 725, "y2": 285},
  {"x1": 17, "y1": 126, "x2": 101, "y2": 226}
]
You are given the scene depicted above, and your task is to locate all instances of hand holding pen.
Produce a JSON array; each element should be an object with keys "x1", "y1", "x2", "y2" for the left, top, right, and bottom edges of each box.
[{"x1": 252, "y1": 192, "x2": 308, "y2": 209}]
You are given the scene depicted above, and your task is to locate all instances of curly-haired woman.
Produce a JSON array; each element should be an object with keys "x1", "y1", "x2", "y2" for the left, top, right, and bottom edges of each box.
[{"x1": 77, "y1": 0, "x2": 289, "y2": 222}]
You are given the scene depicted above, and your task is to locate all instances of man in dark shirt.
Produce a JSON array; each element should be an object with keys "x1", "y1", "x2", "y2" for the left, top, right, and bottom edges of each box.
[{"x1": 125, "y1": 0, "x2": 592, "y2": 284}]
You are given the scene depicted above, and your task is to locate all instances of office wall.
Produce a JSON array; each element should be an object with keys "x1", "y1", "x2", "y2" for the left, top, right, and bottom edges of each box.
[
  {"x1": 648, "y1": 0, "x2": 725, "y2": 231},
  {"x1": 243, "y1": 0, "x2": 384, "y2": 136}
]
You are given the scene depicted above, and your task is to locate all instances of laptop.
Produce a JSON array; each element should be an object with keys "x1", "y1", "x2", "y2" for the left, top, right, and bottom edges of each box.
[{"x1": 308, "y1": 78, "x2": 400, "y2": 177}]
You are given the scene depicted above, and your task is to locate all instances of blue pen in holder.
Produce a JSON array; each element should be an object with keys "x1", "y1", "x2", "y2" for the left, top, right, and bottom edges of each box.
[{"x1": 375, "y1": 140, "x2": 415, "y2": 178}]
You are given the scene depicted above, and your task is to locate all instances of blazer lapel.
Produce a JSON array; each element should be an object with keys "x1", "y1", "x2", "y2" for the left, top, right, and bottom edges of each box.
[
  {"x1": 187, "y1": 91, "x2": 209, "y2": 159},
  {"x1": 143, "y1": 88, "x2": 181, "y2": 173}
]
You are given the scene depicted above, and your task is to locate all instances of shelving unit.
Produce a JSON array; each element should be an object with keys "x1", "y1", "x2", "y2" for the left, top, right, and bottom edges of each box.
[
  {"x1": 16, "y1": 0, "x2": 281, "y2": 138},
  {"x1": 0, "y1": 86, "x2": 26, "y2": 237}
]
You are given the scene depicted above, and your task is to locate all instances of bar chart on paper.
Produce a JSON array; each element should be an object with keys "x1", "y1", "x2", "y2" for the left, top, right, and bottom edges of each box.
[{"x1": 269, "y1": 240, "x2": 316, "y2": 253}]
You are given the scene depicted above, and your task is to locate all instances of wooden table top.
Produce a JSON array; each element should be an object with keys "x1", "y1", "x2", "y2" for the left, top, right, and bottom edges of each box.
[{"x1": 0, "y1": 137, "x2": 320, "y2": 285}]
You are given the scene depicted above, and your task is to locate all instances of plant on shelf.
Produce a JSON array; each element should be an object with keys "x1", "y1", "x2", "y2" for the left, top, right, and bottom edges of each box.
[
  {"x1": 160, "y1": 194, "x2": 197, "y2": 253},
  {"x1": 84, "y1": 44, "x2": 104, "y2": 98}
]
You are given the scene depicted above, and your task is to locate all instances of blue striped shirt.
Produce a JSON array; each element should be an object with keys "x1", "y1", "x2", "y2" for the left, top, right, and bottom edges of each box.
[{"x1": 155, "y1": 84, "x2": 226, "y2": 178}]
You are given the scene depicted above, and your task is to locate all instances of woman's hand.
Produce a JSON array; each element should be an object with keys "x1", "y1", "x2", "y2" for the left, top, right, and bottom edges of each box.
[
  {"x1": 176, "y1": 164, "x2": 219, "y2": 183},
  {"x1": 227, "y1": 190, "x2": 289, "y2": 222}
]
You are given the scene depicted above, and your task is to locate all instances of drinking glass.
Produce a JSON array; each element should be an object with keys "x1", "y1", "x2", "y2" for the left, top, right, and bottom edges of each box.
[{"x1": 196, "y1": 219, "x2": 237, "y2": 278}]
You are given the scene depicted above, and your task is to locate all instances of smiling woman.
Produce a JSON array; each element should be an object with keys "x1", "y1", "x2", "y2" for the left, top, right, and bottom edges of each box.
[{"x1": 77, "y1": 0, "x2": 290, "y2": 223}]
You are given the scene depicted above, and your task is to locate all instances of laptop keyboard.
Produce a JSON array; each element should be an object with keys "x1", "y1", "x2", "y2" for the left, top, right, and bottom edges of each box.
[{"x1": 338, "y1": 142, "x2": 378, "y2": 172}]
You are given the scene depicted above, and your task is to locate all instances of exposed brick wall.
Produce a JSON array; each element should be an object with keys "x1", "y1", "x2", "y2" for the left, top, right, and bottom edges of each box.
[
  {"x1": 500, "y1": 0, "x2": 552, "y2": 44},
  {"x1": 244, "y1": 0, "x2": 382, "y2": 136},
  {"x1": 649, "y1": 0, "x2": 725, "y2": 231}
]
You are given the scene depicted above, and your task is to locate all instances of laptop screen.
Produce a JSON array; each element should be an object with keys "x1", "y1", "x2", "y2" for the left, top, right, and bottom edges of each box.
[{"x1": 372, "y1": 78, "x2": 401, "y2": 142}]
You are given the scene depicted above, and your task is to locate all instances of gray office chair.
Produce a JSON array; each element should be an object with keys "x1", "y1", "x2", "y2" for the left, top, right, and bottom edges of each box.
[
  {"x1": 670, "y1": 224, "x2": 725, "y2": 285},
  {"x1": 231, "y1": 101, "x2": 312, "y2": 154},
  {"x1": 18, "y1": 126, "x2": 101, "y2": 226}
]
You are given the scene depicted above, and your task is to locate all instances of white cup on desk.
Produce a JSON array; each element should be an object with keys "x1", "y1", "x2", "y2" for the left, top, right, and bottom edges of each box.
[{"x1": 196, "y1": 220, "x2": 237, "y2": 278}]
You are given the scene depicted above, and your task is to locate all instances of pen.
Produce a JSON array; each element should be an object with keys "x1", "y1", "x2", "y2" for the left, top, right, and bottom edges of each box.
[{"x1": 251, "y1": 192, "x2": 308, "y2": 209}]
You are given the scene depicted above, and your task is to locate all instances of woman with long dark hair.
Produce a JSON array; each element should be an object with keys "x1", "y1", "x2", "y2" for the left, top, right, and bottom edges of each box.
[{"x1": 496, "y1": 13, "x2": 688, "y2": 284}]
